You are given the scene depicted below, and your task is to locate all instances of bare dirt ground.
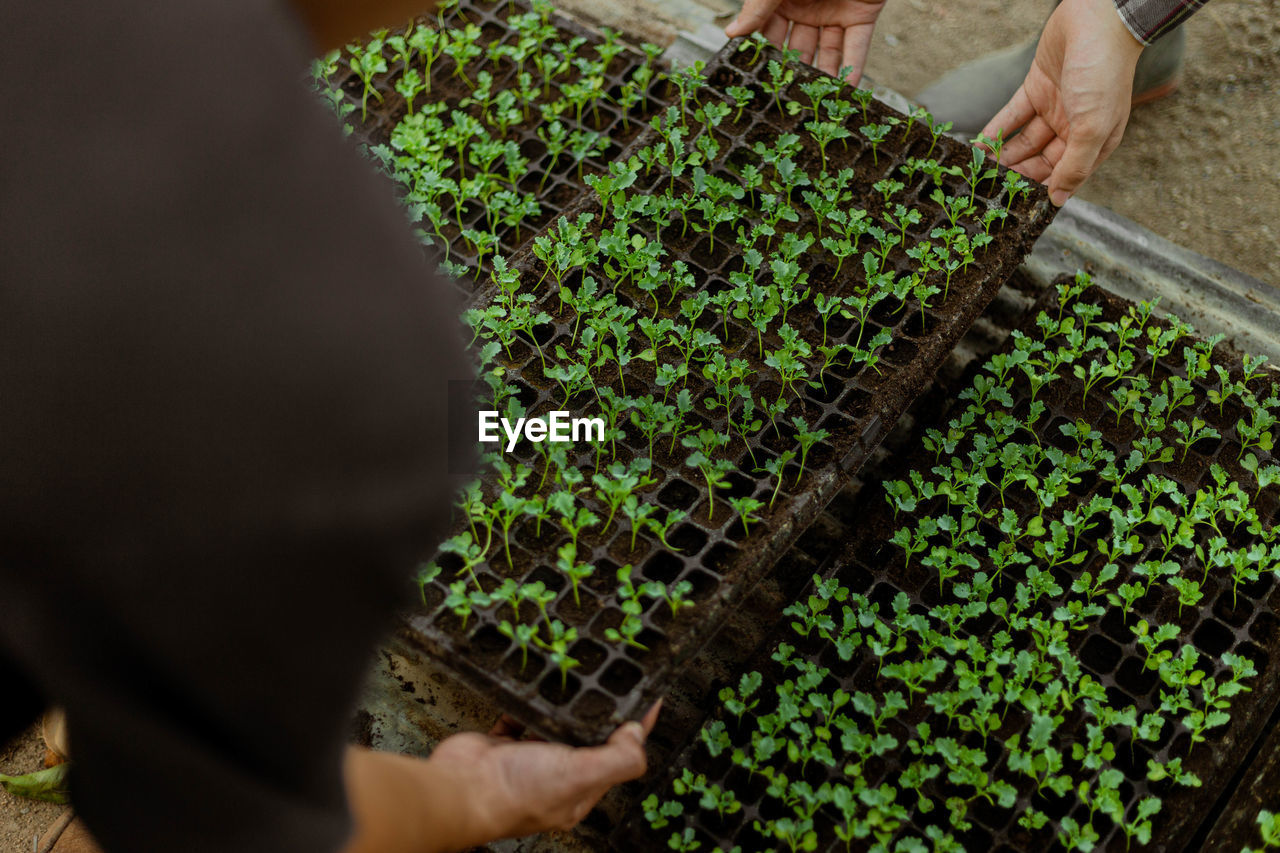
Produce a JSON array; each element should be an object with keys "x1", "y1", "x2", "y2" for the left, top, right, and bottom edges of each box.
[
  {"x1": 1, "y1": 725, "x2": 65, "y2": 853},
  {"x1": 862, "y1": 0, "x2": 1280, "y2": 286}
]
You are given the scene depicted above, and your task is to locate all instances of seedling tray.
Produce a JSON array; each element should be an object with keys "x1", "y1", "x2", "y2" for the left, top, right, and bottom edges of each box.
[
  {"x1": 399, "y1": 36, "x2": 1057, "y2": 746},
  {"x1": 1200, "y1": 701, "x2": 1280, "y2": 850},
  {"x1": 624, "y1": 282, "x2": 1280, "y2": 851},
  {"x1": 322, "y1": 0, "x2": 669, "y2": 284}
]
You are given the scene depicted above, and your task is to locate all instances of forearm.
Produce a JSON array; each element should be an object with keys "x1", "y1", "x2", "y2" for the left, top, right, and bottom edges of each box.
[
  {"x1": 341, "y1": 747, "x2": 489, "y2": 853},
  {"x1": 1112, "y1": 0, "x2": 1206, "y2": 44},
  {"x1": 289, "y1": 0, "x2": 443, "y2": 52}
]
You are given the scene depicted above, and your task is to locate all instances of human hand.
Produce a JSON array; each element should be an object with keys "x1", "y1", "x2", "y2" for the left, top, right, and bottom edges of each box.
[
  {"x1": 724, "y1": 0, "x2": 887, "y2": 85},
  {"x1": 981, "y1": 0, "x2": 1144, "y2": 206},
  {"x1": 432, "y1": 701, "x2": 662, "y2": 841},
  {"x1": 341, "y1": 702, "x2": 661, "y2": 853}
]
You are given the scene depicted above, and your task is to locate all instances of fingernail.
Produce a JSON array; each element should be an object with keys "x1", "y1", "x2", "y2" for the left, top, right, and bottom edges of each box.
[
  {"x1": 624, "y1": 721, "x2": 645, "y2": 741},
  {"x1": 1050, "y1": 189, "x2": 1070, "y2": 207}
]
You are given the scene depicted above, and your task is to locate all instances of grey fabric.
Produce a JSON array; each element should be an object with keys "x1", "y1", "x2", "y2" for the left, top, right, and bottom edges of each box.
[{"x1": 1114, "y1": 0, "x2": 1208, "y2": 43}]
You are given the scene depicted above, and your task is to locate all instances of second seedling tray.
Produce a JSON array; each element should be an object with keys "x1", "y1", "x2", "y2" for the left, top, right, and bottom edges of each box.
[{"x1": 624, "y1": 282, "x2": 1280, "y2": 851}]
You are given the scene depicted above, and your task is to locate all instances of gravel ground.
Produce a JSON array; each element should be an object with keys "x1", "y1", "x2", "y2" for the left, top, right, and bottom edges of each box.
[{"x1": 1, "y1": 726, "x2": 65, "y2": 853}]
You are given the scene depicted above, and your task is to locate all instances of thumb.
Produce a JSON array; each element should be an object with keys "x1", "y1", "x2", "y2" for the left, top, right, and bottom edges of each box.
[
  {"x1": 1046, "y1": 121, "x2": 1107, "y2": 206},
  {"x1": 572, "y1": 721, "x2": 650, "y2": 789},
  {"x1": 725, "y1": 0, "x2": 781, "y2": 37}
]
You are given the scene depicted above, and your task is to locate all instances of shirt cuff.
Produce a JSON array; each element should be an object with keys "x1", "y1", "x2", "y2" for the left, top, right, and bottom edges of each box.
[
  {"x1": 1112, "y1": 0, "x2": 1205, "y2": 45},
  {"x1": 1113, "y1": 1, "x2": 1153, "y2": 45}
]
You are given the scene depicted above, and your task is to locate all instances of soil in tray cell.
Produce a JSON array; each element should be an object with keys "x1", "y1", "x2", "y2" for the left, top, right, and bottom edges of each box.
[
  {"x1": 624, "y1": 279, "x2": 1280, "y2": 853},
  {"x1": 398, "y1": 34, "x2": 1056, "y2": 745}
]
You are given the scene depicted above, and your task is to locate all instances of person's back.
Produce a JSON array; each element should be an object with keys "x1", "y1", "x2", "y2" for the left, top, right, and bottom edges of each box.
[{"x1": 0, "y1": 2, "x2": 469, "y2": 849}]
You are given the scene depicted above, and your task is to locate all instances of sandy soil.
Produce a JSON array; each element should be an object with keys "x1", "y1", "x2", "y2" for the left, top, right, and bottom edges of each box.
[
  {"x1": 1, "y1": 726, "x2": 66, "y2": 853},
  {"x1": 862, "y1": 0, "x2": 1280, "y2": 286}
]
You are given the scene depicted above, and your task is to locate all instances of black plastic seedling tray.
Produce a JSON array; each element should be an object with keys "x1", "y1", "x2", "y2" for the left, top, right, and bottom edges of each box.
[
  {"x1": 398, "y1": 36, "x2": 1058, "y2": 745},
  {"x1": 328, "y1": 0, "x2": 668, "y2": 282},
  {"x1": 1201, "y1": 700, "x2": 1280, "y2": 850},
  {"x1": 622, "y1": 284, "x2": 1280, "y2": 852}
]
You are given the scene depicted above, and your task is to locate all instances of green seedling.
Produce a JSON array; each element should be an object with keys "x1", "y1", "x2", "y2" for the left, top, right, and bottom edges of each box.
[
  {"x1": 555, "y1": 542, "x2": 594, "y2": 607},
  {"x1": 760, "y1": 450, "x2": 796, "y2": 509},
  {"x1": 860, "y1": 123, "x2": 891, "y2": 164},
  {"x1": 347, "y1": 32, "x2": 389, "y2": 121},
  {"x1": 1245, "y1": 809, "x2": 1280, "y2": 851},
  {"x1": 682, "y1": 429, "x2": 734, "y2": 522},
  {"x1": 791, "y1": 416, "x2": 831, "y2": 484},
  {"x1": 727, "y1": 496, "x2": 765, "y2": 535},
  {"x1": 414, "y1": 562, "x2": 442, "y2": 605},
  {"x1": 534, "y1": 619, "x2": 579, "y2": 689}
]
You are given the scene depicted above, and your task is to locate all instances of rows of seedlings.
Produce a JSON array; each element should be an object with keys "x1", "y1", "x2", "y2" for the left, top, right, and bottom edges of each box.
[
  {"x1": 631, "y1": 275, "x2": 1280, "y2": 852},
  {"x1": 312, "y1": 0, "x2": 667, "y2": 285},
  {"x1": 404, "y1": 35, "x2": 1056, "y2": 744},
  {"x1": 533, "y1": 273, "x2": 1056, "y2": 849}
]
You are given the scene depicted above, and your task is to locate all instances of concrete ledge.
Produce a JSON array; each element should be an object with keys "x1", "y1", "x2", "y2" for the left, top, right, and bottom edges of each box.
[{"x1": 1027, "y1": 199, "x2": 1280, "y2": 362}]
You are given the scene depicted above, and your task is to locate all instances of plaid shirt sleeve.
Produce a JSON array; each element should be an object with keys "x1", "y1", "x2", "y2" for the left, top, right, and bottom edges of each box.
[{"x1": 1113, "y1": 0, "x2": 1207, "y2": 44}]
